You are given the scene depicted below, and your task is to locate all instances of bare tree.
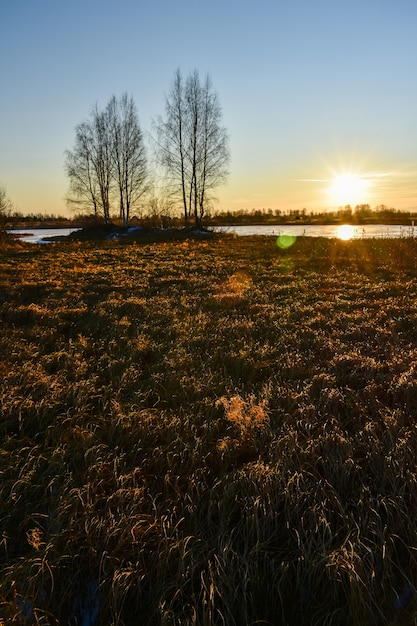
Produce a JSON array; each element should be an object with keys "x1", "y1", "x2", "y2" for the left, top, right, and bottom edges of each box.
[
  {"x1": 155, "y1": 69, "x2": 229, "y2": 227},
  {"x1": 0, "y1": 185, "x2": 12, "y2": 234},
  {"x1": 91, "y1": 105, "x2": 113, "y2": 223},
  {"x1": 65, "y1": 96, "x2": 148, "y2": 226},
  {"x1": 107, "y1": 94, "x2": 148, "y2": 227},
  {"x1": 0, "y1": 185, "x2": 12, "y2": 214},
  {"x1": 154, "y1": 69, "x2": 189, "y2": 223},
  {"x1": 64, "y1": 122, "x2": 101, "y2": 217},
  {"x1": 65, "y1": 107, "x2": 113, "y2": 223},
  {"x1": 196, "y1": 75, "x2": 230, "y2": 224},
  {"x1": 64, "y1": 105, "x2": 112, "y2": 223}
]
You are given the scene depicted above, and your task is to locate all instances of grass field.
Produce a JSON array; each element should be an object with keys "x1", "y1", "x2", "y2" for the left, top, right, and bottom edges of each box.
[{"x1": 2, "y1": 234, "x2": 417, "y2": 625}]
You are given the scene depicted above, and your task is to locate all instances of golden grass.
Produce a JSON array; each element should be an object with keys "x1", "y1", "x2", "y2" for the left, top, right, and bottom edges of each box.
[{"x1": 2, "y1": 234, "x2": 417, "y2": 624}]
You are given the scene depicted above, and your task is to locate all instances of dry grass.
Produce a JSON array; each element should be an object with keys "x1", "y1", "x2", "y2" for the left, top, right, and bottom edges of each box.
[{"x1": 2, "y1": 234, "x2": 417, "y2": 624}]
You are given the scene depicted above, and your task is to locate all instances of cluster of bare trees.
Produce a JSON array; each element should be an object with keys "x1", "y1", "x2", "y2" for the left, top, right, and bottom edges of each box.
[
  {"x1": 154, "y1": 70, "x2": 229, "y2": 227},
  {"x1": 65, "y1": 93, "x2": 148, "y2": 226},
  {"x1": 65, "y1": 70, "x2": 229, "y2": 228}
]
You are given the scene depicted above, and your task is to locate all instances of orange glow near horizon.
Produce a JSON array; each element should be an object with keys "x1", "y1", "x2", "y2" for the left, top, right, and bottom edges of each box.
[
  {"x1": 6, "y1": 161, "x2": 416, "y2": 218},
  {"x1": 219, "y1": 160, "x2": 417, "y2": 215}
]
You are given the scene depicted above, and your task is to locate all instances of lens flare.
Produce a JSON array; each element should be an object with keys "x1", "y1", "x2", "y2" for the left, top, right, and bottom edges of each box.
[{"x1": 277, "y1": 234, "x2": 297, "y2": 249}]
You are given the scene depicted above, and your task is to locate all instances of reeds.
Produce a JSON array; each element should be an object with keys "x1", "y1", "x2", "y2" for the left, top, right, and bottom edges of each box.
[{"x1": 2, "y1": 235, "x2": 417, "y2": 624}]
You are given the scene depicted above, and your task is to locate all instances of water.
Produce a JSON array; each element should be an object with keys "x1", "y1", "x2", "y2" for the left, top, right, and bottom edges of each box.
[
  {"x1": 8, "y1": 223, "x2": 416, "y2": 243},
  {"x1": 8, "y1": 227, "x2": 80, "y2": 243},
  {"x1": 217, "y1": 223, "x2": 415, "y2": 239}
]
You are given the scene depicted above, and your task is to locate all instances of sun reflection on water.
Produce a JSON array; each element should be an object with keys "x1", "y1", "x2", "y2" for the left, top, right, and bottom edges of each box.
[{"x1": 337, "y1": 224, "x2": 355, "y2": 241}]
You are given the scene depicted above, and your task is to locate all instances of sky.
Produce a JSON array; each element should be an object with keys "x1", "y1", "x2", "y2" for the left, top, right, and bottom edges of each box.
[{"x1": 1, "y1": 0, "x2": 417, "y2": 216}]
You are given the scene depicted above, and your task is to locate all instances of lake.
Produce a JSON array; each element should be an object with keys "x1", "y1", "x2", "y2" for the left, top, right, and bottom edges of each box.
[
  {"x1": 8, "y1": 223, "x2": 416, "y2": 243},
  {"x1": 217, "y1": 223, "x2": 416, "y2": 239},
  {"x1": 8, "y1": 227, "x2": 81, "y2": 243}
]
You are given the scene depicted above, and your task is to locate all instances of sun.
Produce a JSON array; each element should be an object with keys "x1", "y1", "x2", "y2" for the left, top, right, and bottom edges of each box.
[{"x1": 328, "y1": 173, "x2": 369, "y2": 207}]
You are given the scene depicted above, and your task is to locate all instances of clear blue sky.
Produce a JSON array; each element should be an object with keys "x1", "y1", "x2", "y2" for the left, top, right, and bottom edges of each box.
[{"x1": 2, "y1": 0, "x2": 417, "y2": 216}]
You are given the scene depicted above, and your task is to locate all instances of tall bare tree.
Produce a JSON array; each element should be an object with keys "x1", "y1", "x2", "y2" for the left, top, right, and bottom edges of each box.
[
  {"x1": 154, "y1": 70, "x2": 189, "y2": 222},
  {"x1": 64, "y1": 122, "x2": 101, "y2": 217},
  {"x1": 107, "y1": 94, "x2": 148, "y2": 227},
  {"x1": 196, "y1": 75, "x2": 229, "y2": 224},
  {"x1": 65, "y1": 96, "x2": 147, "y2": 226},
  {"x1": 155, "y1": 69, "x2": 229, "y2": 227},
  {"x1": 91, "y1": 105, "x2": 113, "y2": 223},
  {"x1": 65, "y1": 106, "x2": 113, "y2": 223}
]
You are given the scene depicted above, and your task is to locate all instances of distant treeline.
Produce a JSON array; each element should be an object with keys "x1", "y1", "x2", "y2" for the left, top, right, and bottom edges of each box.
[
  {"x1": 7, "y1": 203, "x2": 417, "y2": 229},
  {"x1": 8, "y1": 212, "x2": 73, "y2": 223},
  {"x1": 207, "y1": 204, "x2": 417, "y2": 226}
]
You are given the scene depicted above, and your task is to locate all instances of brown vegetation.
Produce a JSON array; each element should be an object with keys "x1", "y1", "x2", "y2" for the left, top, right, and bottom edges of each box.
[{"x1": 1, "y1": 235, "x2": 417, "y2": 624}]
